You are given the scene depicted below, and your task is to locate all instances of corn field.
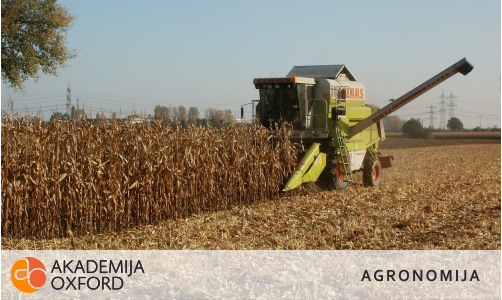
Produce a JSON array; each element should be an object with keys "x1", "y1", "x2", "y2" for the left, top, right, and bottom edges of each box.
[{"x1": 1, "y1": 114, "x2": 298, "y2": 238}]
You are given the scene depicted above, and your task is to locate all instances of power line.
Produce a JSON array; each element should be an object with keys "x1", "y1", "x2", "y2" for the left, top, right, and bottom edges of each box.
[
  {"x1": 75, "y1": 92, "x2": 238, "y2": 106},
  {"x1": 455, "y1": 108, "x2": 499, "y2": 117},
  {"x1": 1, "y1": 95, "x2": 67, "y2": 102}
]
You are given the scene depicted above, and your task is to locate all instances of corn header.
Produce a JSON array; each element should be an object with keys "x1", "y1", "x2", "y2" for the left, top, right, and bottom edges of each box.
[{"x1": 247, "y1": 58, "x2": 473, "y2": 191}]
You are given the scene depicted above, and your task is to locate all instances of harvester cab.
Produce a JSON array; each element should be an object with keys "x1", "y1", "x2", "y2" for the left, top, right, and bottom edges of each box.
[{"x1": 250, "y1": 58, "x2": 473, "y2": 191}]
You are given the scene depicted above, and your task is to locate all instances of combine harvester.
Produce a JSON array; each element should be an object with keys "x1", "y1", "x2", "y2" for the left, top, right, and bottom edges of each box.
[{"x1": 248, "y1": 58, "x2": 473, "y2": 191}]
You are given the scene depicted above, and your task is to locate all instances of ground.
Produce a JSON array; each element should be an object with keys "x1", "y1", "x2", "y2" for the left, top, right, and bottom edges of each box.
[{"x1": 2, "y1": 138, "x2": 500, "y2": 250}]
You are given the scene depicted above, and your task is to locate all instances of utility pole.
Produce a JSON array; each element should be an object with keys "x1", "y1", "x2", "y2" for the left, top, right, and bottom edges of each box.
[
  {"x1": 438, "y1": 90, "x2": 447, "y2": 130},
  {"x1": 446, "y1": 91, "x2": 457, "y2": 120},
  {"x1": 478, "y1": 115, "x2": 483, "y2": 128},
  {"x1": 66, "y1": 83, "x2": 71, "y2": 117},
  {"x1": 8, "y1": 95, "x2": 13, "y2": 114},
  {"x1": 425, "y1": 104, "x2": 437, "y2": 129}
]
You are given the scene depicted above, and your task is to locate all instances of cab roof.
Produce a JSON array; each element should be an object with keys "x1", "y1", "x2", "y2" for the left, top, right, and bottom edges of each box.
[{"x1": 286, "y1": 65, "x2": 356, "y2": 81}]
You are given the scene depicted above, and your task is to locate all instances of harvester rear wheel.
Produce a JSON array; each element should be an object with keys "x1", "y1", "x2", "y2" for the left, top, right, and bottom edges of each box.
[{"x1": 363, "y1": 159, "x2": 381, "y2": 187}]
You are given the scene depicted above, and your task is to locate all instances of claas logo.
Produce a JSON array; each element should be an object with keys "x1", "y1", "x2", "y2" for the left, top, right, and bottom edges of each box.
[{"x1": 11, "y1": 257, "x2": 47, "y2": 293}]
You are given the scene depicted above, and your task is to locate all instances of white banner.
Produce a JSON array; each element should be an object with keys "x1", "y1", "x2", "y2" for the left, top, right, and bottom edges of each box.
[{"x1": 2, "y1": 250, "x2": 500, "y2": 299}]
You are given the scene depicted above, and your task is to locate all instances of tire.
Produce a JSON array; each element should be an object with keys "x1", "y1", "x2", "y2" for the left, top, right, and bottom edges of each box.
[
  {"x1": 318, "y1": 142, "x2": 349, "y2": 190},
  {"x1": 333, "y1": 158, "x2": 349, "y2": 190},
  {"x1": 363, "y1": 159, "x2": 381, "y2": 187}
]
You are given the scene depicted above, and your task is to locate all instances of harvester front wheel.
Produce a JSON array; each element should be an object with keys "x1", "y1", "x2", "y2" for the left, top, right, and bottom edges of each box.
[
  {"x1": 363, "y1": 159, "x2": 381, "y2": 187},
  {"x1": 318, "y1": 142, "x2": 348, "y2": 190},
  {"x1": 333, "y1": 159, "x2": 349, "y2": 190}
]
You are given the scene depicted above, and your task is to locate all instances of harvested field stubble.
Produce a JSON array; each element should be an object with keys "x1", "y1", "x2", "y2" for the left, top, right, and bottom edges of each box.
[
  {"x1": 2, "y1": 139, "x2": 500, "y2": 250},
  {"x1": 386, "y1": 131, "x2": 501, "y2": 140},
  {"x1": 1, "y1": 115, "x2": 297, "y2": 238}
]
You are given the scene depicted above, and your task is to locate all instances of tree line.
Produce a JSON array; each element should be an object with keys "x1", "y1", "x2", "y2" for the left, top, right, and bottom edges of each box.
[
  {"x1": 153, "y1": 105, "x2": 236, "y2": 127},
  {"x1": 48, "y1": 105, "x2": 237, "y2": 128},
  {"x1": 384, "y1": 115, "x2": 499, "y2": 139}
]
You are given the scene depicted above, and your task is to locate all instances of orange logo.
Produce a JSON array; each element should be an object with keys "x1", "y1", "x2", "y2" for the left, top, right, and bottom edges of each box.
[{"x1": 11, "y1": 257, "x2": 47, "y2": 293}]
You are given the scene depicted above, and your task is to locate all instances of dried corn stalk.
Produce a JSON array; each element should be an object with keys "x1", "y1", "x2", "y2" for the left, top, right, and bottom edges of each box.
[{"x1": 1, "y1": 114, "x2": 297, "y2": 238}]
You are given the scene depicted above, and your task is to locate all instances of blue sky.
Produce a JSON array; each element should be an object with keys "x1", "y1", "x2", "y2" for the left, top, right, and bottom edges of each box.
[{"x1": 1, "y1": 0, "x2": 500, "y2": 129}]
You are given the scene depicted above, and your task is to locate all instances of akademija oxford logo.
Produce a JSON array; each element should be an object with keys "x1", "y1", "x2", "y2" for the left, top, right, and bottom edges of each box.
[{"x1": 11, "y1": 257, "x2": 47, "y2": 293}]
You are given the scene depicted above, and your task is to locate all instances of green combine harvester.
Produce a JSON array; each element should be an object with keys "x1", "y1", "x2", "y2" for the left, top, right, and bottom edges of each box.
[{"x1": 247, "y1": 58, "x2": 473, "y2": 191}]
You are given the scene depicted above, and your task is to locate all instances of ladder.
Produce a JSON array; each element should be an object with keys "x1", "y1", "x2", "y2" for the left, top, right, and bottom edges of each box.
[
  {"x1": 335, "y1": 85, "x2": 348, "y2": 118},
  {"x1": 335, "y1": 128, "x2": 353, "y2": 182}
]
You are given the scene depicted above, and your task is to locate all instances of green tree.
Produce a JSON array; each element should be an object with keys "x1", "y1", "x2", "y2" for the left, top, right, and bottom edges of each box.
[
  {"x1": 223, "y1": 109, "x2": 235, "y2": 125},
  {"x1": 178, "y1": 105, "x2": 187, "y2": 120},
  {"x1": 205, "y1": 108, "x2": 224, "y2": 127},
  {"x1": 383, "y1": 116, "x2": 405, "y2": 132},
  {"x1": 402, "y1": 118, "x2": 432, "y2": 139},
  {"x1": 74, "y1": 108, "x2": 86, "y2": 119},
  {"x1": 187, "y1": 107, "x2": 199, "y2": 124},
  {"x1": 154, "y1": 105, "x2": 171, "y2": 121},
  {"x1": 447, "y1": 117, "x2": 463, "y2": 131},
  {"x1": 94, "y1": 112, "x2": 107, "y2": 125},
  {"x1": 171, "y1": 106, "x2": 179, "y2": 120},
  {"x1": 49, "y1": 111, "x2": 63, "y2": 122},
  {"x1": 1, "y1": 0, "x2": 77, "y2": 90}
]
